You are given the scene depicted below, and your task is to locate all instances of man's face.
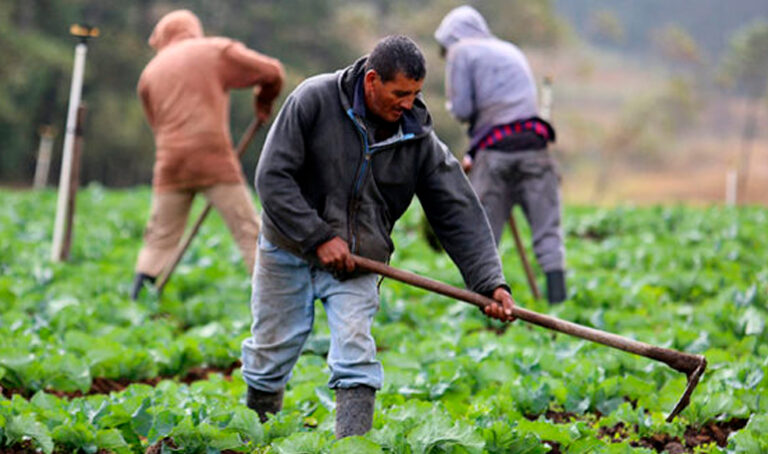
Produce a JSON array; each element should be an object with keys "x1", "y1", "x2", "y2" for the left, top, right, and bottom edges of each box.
[{"x1": 364, "y1": 69, "x2": 423, "y2": 123}]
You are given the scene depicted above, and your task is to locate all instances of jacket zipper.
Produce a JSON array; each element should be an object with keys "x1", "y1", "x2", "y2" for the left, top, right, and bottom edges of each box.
[
  {"x1": 345, "y1": 108, "x2": 417, "y2": 253},
  {"x1": 346, "y1": 109, "x2": 370, "y2": 253}
]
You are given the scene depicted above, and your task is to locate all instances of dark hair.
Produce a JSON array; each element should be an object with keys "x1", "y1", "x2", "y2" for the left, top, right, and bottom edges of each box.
[{"x1": 365, "y1": 35, "x2": 426, "y2": 82}]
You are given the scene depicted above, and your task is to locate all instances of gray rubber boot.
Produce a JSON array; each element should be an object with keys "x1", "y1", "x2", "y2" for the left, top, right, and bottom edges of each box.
[
  {"x1": 130, "y1": 273, "x2": 156, "y2": 301},
  {"x1": 335, "y1": 385, "x2": 376, "y2": 438},
  {"x1": 546, "y1": 270, "x2": 567, "y2": 304},
  {"x1": 246, "y1": 386, "x2": 284, "y2": 423}
]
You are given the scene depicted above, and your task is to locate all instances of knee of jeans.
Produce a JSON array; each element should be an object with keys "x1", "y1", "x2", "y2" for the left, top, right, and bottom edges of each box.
[{"x1": 333, "y1": 316, "x2": 376, "y2": 357}]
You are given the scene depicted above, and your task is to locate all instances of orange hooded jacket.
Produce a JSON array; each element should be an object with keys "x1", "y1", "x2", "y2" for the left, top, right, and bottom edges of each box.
[{"x1": 138, "y1": 10, "x2": 283, "y2": 192}]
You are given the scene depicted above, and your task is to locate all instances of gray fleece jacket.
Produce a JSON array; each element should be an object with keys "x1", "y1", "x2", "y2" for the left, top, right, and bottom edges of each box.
[
  {"x1": 435, "y1": 5, "x2": 539, "y2": 150},
  {"x1": 256, "y1": 56, "x2": 506, "y2": 294}
]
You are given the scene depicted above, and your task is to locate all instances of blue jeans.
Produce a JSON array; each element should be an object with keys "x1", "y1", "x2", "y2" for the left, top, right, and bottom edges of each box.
[{"x1": 241, "y1": 235, "x2": 382, "y2": 392}]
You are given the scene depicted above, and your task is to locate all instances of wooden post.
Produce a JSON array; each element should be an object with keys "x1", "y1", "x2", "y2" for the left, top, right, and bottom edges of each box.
[
  {"x1": 33, "y1": 126, "x2": 55, "y2": 189},
  {"x1": 540, "y1": 75, "x2": 553, "y2": 121},
  {"x1": 52, "y1": 40, "x2": 89, "y2": 262},
  {"x1": 725, "y1": 169, "x2": 738, "y2": 207},
  {"x1": 59, "y1": 104, "x2": 87, "y2": 261},
  {"x1": 736, "y1": 99, "x2": 759, "y2": 204}
]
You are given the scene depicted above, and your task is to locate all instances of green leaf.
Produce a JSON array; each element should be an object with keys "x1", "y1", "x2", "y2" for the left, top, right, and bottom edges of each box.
[
  {"x1": 226, "y1": 406, "x2": 265, "y2": 445},
  {"x1": 481, "y1": 421, "x2": 548, "y2": 454},
  {"x1": 198, "y1": 422, "x2": 243, "y2": 450},
  {"x1": 45, "y1": 353, "x2": 91, "y2": 392},
  {"x1": 148, "y1": 411, "x2": 177, "y2": 445},
  {"x1": 52, "y1": 422, "x2": 97, "y2": 452},
  {"x1": 131, "y1": 398, "x2": 177, "y2": 444},
  {"x1": 330, "y1": 436, "x2": 383, "y2": 453},
  {"x1": 408, "y1": 409, "x2": 484, "y2": 454},
  {"x1": 95, "y1": 429, "x2": 130, "y2": 451},
  {"x1": 516, "y1": 419, "x2": 572, "y2": 446},
  {"x1": 273, "y1": 431, "x2": 329, "y2": 454},
  {"x1": 0, "y1": 353, "x2": 36, "y2": 389},
  {"x1": 131, "y1": 397, "x2": 153, "y2": 437},
  {"x1": 741, "y1": 307, "x2": 765, "y2": 336},
  {"x1": 169, "y1": 416, "x2": 202, "y2": 451},
  {"x1": 6, "y1": 414, "x2": 54, "y2": 454}
]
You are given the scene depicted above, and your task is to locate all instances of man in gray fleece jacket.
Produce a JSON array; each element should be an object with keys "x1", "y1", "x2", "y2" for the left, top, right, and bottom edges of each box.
[
  {"x1": 435, "y1": 5, "x2": 568, "y2": 304},
  {"x1": 240, "y1": 36, "x2": 515, "y2": 438}
]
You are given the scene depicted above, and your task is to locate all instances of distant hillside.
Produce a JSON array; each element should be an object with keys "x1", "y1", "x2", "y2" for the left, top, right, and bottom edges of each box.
[{"x1": 555, "y1": 0, "x2": 768, "y2": 60}]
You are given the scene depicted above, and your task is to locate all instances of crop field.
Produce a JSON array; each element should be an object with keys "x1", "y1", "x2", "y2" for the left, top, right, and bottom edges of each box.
[{"x1": 0, "y1": 187, "x2": 766, "y2": 453}]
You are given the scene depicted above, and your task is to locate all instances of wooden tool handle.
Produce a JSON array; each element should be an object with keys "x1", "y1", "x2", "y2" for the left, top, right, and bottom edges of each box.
[{"x1": 351, "y1": 254, "x2": 705, "y2": 375}]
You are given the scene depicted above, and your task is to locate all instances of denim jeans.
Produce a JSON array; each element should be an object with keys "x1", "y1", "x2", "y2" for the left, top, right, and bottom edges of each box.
[{"x1": 241, "y1": 235, "x2": 382, "y2": 392}]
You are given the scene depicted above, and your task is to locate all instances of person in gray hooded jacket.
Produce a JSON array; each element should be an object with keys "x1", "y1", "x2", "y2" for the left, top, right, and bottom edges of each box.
[
  {"x1": 240, "y1": 35, "x2": 515, "y2": 438},
  {"x1": 435, "y1": 5, "x2": 568, "y2": 304}
]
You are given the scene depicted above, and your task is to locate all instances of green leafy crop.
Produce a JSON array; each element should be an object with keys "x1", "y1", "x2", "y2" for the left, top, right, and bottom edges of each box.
[{"x1": 1, "y1": 189, "x2": 767, "y2": 453}]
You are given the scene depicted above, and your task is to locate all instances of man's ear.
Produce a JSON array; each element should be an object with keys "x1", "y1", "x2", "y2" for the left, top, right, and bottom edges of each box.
[{"x1": 363, "y1": 69, "x2": 379, "y2": 100}]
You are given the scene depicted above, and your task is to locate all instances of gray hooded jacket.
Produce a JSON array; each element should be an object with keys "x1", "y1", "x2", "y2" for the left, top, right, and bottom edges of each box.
[
  {"x1": 435, "y1": 6, "x2": 539, "y2": 150},
  {"x1": 256, "y1": 57, "x2": 507, "y2": 294}
]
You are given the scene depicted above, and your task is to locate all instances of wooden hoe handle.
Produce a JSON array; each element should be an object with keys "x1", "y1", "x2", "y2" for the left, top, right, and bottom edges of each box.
[{"x1": 351, "y1": 254, "x2": 706, "y2": 421}]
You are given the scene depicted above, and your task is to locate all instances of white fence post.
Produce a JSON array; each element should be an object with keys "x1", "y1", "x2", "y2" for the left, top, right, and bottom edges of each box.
[
  {"x1": 33, "y1": 126, "x2": 55, "y2": 189},
  {"x1": 52, "y1": 42, "x2": 88, "y2": 261},
  {"x1": 725, "y1": 169, "x2": 738, "y2": 207}
]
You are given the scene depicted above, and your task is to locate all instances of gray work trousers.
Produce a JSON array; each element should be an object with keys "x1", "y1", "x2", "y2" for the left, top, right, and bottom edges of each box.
[{"x1": 469, "y1": 149, "x2": 565, "y2": 273}]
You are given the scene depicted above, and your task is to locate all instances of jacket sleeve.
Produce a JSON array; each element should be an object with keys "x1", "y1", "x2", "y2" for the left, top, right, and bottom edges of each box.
[
  {"x1": 445, "y1": 46, "x2": 475, "y2": 123},
  {"x1": 221, "y1": 41, "x2": 285, "y2": 108},
  {"x1": 256, "y1": 91, "x2": 335, "y2": 253},
  {"x1": 415, "y1": 133, "x2": 507, "y2": 295}
]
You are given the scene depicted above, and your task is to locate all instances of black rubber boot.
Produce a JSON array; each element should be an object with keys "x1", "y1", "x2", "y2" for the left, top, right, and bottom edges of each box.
[
  {"x1": 246, "y1": 386, "x2": 284, "y2": 423},
  {"x1": 546, "y1": 270, "x2": 567, "y2": 304},
  {"x1": 335, "y1": 385, "x2": 376, "y2": 438},
  {"x1": 130, "y1": 273, "x2": 156, "y2": 300}
]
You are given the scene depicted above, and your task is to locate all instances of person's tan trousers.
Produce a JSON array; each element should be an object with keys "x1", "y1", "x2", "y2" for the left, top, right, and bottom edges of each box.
[{"x1": 135, "y1": 183, "x2": 260, "y2": 276}]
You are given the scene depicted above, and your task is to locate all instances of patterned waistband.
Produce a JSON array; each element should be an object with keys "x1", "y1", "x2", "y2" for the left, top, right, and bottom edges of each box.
[{"x1": 477, "y1": 117, "x2": 554, "y2": 150}]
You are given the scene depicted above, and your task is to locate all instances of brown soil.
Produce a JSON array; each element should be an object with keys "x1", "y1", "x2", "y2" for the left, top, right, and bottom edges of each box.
[
  {"x1": 0, "y1": 440, "x2": 111, "y2": 454},
  {"x1": 543, "y1": 441, "x2": 562, "y2": 453},
  {"x1": 0, "y1": 441, "x2": 39, "y2": 454},
  {"x1": 525, "y1": 409, "x2": 579, "y2": 423},
  {"x1": 597, "y1": 418, "x2": 748, "y2": 452},
  {"x1": 538, "y1": 408, "x2": 747, "y2": 452},
  {"x1": 145, "y1": 438, "x2": 240, "y2": 454},
  {"x1": 570, "y1": 229, "x2": 609, "y2": 241},
  {"x1": 0, "y1": 361, "x2": 241, "y2": 399}
]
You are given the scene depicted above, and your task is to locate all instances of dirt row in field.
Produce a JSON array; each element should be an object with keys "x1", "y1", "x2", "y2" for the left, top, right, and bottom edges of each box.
[
  {"x1": 530, "y1": 409, "x2": 748, "y2": 453},
  {"x1": 0, "y1": 361, "x2": 242, "y2": 399}
]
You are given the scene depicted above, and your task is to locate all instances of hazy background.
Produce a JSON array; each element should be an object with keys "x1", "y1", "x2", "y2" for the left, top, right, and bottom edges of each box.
[{"x1": 1, "y1": 0, "x2": 767, "y2": 204}]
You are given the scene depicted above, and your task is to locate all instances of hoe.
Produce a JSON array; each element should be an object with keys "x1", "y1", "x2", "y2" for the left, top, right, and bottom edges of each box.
[{"x1": 352, "y1": 254, "x2": 706, "y2": 422}]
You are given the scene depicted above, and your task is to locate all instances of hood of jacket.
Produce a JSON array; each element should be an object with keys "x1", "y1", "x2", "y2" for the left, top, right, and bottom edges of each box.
[
  {"x1": 337, "y1": 56, "x2": 433, "y2": 139},
  {"x1": 434, "y1": 5, "x2": 492, "y2": 49},
  {"x1": 149, "y1": 9, "x2": 203, "y2": 51}
]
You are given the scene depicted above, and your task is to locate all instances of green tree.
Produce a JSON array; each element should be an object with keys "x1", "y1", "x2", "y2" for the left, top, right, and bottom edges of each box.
[
  {"x1": 652, "y1": 24, "x2": 702, "y2": 66},
  {"x1": 721, "y1": 20, "x2": 768, "y2": 202},
  {"x1": 589, "y1": 10, "x2": 624, "y2": 46}
]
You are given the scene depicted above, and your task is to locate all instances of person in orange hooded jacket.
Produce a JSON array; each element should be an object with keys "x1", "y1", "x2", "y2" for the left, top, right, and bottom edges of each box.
[{"x1": 131, "y1": 10, "x2": 284, "y2": 299}]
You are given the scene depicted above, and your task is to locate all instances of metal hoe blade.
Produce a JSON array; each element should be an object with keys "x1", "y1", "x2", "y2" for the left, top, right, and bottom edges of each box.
[{"x1": 666, "y1": 357, "x2": 707, "y2": 422}]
